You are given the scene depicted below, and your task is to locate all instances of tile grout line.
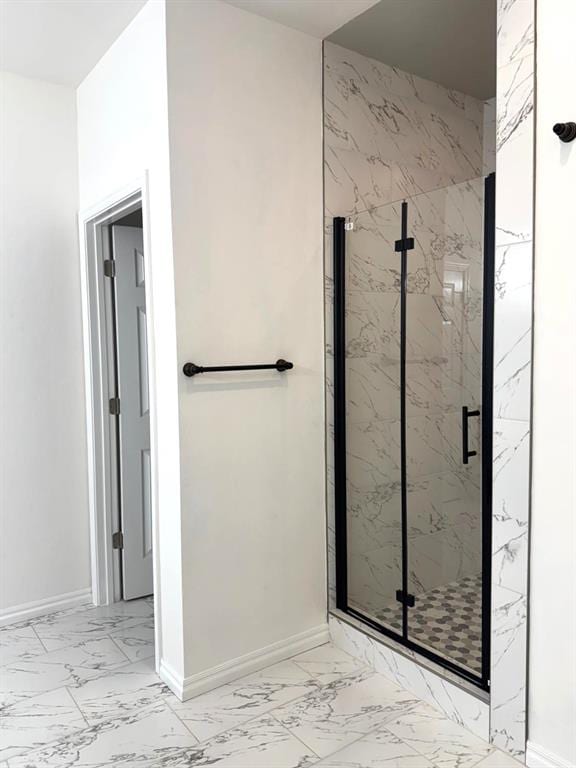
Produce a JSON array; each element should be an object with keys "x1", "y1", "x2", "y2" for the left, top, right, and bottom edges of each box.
[
  {"x1": 64, "y1": 684, "x2": 91, "y2": 729},
  {"x1": 163, "y1": 677, "x2": 329, "y2": 745},
  {"x1": 267, "y1": 711, "x2": 324, "y2": 762},
  {"x1": 2, "y1": 613, "x2": 155, "y2": 666},
  {"x1": 163, "y1": 666, "x2": 369, "y2": 749},
  {"x1": 106, "y1": 633, "x2": 138, "y2": 665},
  {"x1": 30, "y1": 624, "x2": 50, "y2": 654}
]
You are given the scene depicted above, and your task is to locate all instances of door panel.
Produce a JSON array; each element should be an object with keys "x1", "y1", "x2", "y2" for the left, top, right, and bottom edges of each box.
[
  {"x1": 112, "y1": 224, "x2": 153, "y2": 600},
  {"x1": 405, "y1": 179, "x2": 486, "y2": 677}
]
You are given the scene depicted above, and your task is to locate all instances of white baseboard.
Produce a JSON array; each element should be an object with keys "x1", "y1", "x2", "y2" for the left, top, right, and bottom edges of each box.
[
  {"x1": 0, "y1": 588, "x2": 93, "y2": 627},
  {"x1": 159, "y1": 623, "x2": 330, "y2": 701},
  {"x1": 526, "y1": 742, "x2": 575, "y2": 768}
]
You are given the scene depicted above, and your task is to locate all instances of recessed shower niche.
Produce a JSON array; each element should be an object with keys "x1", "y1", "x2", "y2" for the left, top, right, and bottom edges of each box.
[{"x1": 324, "y1": 1, "x2": 499, "y2": 692}]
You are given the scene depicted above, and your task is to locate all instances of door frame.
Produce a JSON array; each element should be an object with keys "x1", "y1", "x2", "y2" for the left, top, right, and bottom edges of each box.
[{"x1": 78, "y1": 176, "x2": 160, "y2": 657}]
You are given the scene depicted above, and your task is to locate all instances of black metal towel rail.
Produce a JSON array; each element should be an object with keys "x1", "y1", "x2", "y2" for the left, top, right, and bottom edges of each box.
[{"x1": 183, "y1": 359, "x2": 293, "y2": 377}]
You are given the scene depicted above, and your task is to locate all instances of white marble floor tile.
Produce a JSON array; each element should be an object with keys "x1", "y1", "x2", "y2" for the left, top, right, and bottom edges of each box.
[
  {"x1": 32, "y1": 599, "x2": 154, "y2": 652},
  {"x1": 0, "y1": 638, "x2": 128, "y2": 709},
  {"x1": 273, "y1": 671, "x2": 420, "y2": 758},
  {"x1": 167, "y1": 659, "x2": 320, "y2": 742},
  {"x1": 8, "y1": 702, "x2": 198, "y2": 768},
  {"x1": 474, "y1": 748, "x2": 524, "y2": 767},
  {"x1": 385, "y1": 702, "x2": 494, "y2": 768},
  {"x1": 173, "y1": 714, "x2": 317, "y2": 768},
  {"x1": 68, "y1": 656, "x2": 172, "y2": 724},
  {"x1": 315, "y1": 728, "x2": 435, "y2": 767},
  {"x1": 109, "y1": 619, "x2": 155, "y2": 662},
  {"x1": 0, "y1": 687, "x2": 85, "y2": 761},
  {"x1": 292, "y1": 643, "x2": 368, "y2": 684},
  {"x1": 0, "y1": 624, "x2": 45, "y2": 669}
]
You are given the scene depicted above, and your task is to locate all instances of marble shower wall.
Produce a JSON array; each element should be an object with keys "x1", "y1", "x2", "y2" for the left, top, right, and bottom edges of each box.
[
  {"x1": 324, "y1": 42, "x2": 493, "y2": 622},
  {"x1": 490, "y1": 0, "x2": 534, "y2": 757},
  {"x1": 324, "y1": 6, "x2": 534, "y2": 756}
]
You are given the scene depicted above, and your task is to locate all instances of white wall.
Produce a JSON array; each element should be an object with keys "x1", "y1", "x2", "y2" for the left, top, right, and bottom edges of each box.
[
  {"x1": 76, "y1": 0, "x2": 184, "y2": 673},
  {"x1": 528, "y1": 1, "x2": 576, "y2": 765},
  {"x1": 166, "y1": 0, "x2": 327, "y2": 685},
  {"x1": 0, "y1": 72, "x2": 90, "y2": 616}
]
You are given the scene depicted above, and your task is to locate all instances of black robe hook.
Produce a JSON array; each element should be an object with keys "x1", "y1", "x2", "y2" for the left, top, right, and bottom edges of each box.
[{"x1": 553, "y1": 122, "x2": 576, "y2": 142}]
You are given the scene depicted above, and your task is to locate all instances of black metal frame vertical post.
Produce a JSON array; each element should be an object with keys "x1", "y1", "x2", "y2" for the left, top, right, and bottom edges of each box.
[
  {"x1": 481, "y1": 172, "x2": 496, "y2": 688},
  {"x1": 399, "y1": 202, "x2": 409, "y2": 640},
  {"x1": 333, "y1": 217, "x2": 348, "y2": 610}
]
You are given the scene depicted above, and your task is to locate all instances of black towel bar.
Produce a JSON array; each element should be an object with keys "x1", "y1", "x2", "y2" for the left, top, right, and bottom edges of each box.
[{"x1": 183, "y1": 359, "x2": 293, "y2": 377}]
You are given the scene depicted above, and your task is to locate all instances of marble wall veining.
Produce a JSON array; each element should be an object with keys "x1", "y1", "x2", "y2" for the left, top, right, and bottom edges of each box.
[
  {"x1": 490, "y1": 0, "x2": 534, "y2": 757},
  {"x1": 324, "y1": 2, "x2": 535, "y2": 755},
  {"x1": 324, "y1": 41, "x2": 492, "y2": 655}
]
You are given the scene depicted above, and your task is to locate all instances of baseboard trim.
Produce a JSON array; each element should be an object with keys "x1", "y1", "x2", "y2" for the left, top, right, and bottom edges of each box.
[
  {"x1": 526, "y1": 741, "x2": 575, "y2": 768},
  {"x1": 160, "y1": 623, "x2": 330, "y2": 701},
  {"x1": 0, "y1": 588, "x2": 93, "y2": 627}
]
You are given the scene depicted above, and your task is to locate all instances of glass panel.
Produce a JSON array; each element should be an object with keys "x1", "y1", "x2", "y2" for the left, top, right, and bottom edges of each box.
[
  {"x1": 344, "y1": 200, "x2": 403, "y2": 635},
  {"x1": 405, "y1": 178, "x2": 485, "y2": 677}
]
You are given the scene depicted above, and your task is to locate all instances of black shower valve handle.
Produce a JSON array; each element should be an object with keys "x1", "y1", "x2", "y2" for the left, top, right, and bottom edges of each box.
[{"x1": 553, "y1": 122, "x2": 576, "y2": 143}]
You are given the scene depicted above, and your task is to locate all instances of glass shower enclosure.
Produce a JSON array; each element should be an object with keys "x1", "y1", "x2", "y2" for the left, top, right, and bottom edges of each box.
[{"x1": 333, "y1": 174, "x2": 495, "y2": 689}]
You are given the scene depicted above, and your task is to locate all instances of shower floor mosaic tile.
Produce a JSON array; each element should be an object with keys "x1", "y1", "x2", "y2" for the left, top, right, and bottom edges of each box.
[
  {"x1": 0, "y1": 598, "x2": 520, "y2": 767},
  {"x1": 354, "y1": 575, "x2": 483, "y2": 676}
]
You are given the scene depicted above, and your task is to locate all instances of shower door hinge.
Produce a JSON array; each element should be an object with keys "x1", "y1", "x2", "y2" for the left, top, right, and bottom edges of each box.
[
  {"x1": 396, "y1": 589, "x2": 416, "y2": 607},
  {"x1": 103, "y1": 259, "x2": 116, "y2": 278},
  {"x1": 394, "y1": 237, "x2": 415, "y2": 252},
  {"x1": 112, "y1": 531, "x2": 124, "y2": 550},
  {"x1": 109, "y1": 397, "x2": 120, "y2": 415}
]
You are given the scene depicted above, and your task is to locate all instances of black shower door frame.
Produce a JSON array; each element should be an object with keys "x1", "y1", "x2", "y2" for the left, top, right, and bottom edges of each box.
[{"x1": 333, "y1": 173, "x2": 495, "y2": 692}]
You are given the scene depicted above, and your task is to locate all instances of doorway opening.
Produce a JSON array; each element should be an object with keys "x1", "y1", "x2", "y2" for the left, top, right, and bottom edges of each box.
[{"x1": 80, "y1": 189, "x2": 156, "y2": 614}]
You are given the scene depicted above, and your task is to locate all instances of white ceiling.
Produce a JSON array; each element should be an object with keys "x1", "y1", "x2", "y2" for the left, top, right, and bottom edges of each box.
[
  {"x1": 222, "y1": 0, "x2": 380, "y2": 39},
  {"x1": 328, "y1": 0, "x2": 496, "y2": 100},
  {"x1": 0, "y1": 0, "x2": 146, "y2": 86},
  {"x1": 0, "y1": 0, "x2": 380, "y2": 88}
]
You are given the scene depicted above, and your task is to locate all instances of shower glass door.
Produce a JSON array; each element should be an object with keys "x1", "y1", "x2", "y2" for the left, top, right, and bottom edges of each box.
[
  {"x1": 404, "y1": 178, "x2": 489, "y2": 680},
  {"x1": 333, "y1": 174, "x2": 494, "y2": 689},
  {"x1": 339, "y1": 199, "x2": 403, "y2": 637}
]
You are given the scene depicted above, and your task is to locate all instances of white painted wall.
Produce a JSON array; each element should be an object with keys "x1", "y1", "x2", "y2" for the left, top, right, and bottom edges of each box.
[
  {"x1": 76, "y1": 0, "x2": 184, "y2": 674},
  {"x1": 0, "y1": 72, "x2": 90, "y2": 616},
  {"x1": 528, "y1": 1, "x2": 576, "y2": 766},
  {"x1": 166, "y1": 0, "x2": 327, "y2": 684}
]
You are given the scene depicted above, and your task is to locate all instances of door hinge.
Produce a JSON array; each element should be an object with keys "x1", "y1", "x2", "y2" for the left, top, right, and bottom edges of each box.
[
  {"x1": 109, "y1": 397, "x2": 120, "y2": 415},
  {"x1": 394, "y1": 237, "x2": 415, "y2": 252},
  {"x1": 112, "y1": 531, "x2": 124, "y2": 550},
  {"x1": 103, "y1": 259, "x2": 116, "y2": 278},
  {"x1": 396, "y1": 589, "x2": 416, "y2": 607}
]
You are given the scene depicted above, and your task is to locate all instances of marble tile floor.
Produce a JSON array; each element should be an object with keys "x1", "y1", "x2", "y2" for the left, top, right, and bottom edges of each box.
[{"x1": 0, "y1": 599, "x2": 522, "y2": 767}]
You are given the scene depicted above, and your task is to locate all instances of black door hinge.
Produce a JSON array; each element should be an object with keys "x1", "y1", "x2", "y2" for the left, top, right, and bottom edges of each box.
[
  {"x1": 396, "y1": 589, "x2": 416, "y2": 607},
  {"x1": 112, "y1": 531, "x2": 123, "y2": 550},
  {"x1": 394, "y1": 237, "x2": 415, "y2": 252},
  {"x1": 109, "y1": 397, "x2": 120, "y2": 415},
  {"x1": 104, "y1": 259, "x2": 116, "y2": 278}
]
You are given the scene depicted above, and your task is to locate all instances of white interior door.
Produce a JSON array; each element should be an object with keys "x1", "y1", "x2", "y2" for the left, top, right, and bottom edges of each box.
[{"x1": 112, "y1": 225, "x2": 153, "y2": 600}]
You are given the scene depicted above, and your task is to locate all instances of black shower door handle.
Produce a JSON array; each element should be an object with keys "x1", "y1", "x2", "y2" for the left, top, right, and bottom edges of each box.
[{"x1": 462, "y1": 406, "x2": 480, "y2": 464}]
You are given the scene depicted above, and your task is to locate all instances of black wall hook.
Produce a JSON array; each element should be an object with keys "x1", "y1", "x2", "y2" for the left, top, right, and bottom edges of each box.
[{"x1": 553, "y1": 122, "x2": 576, "y2": 142}]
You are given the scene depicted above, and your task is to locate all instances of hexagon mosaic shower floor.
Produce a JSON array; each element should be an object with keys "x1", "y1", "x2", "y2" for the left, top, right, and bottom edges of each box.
[{"x1": 0, "y1": 598, "x2": 522, "y2": 767}]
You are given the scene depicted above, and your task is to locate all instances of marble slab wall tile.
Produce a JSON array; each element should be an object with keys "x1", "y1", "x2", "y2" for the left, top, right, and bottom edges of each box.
[
  {"x1": 324, "y1": 43, "x2": 484, "y2": 217},
  {"x1": 324, "y1": 43, "x2": 492, "y2": 627},
  {"x1": 330, "y1": 615, "x2": 489, "y2": 742},
  {"x1": 324, "y1": 18, "x2": 535, "y2": 759},
  {"x1": 490, "y1": 0, "x2": 534, "y2": 757}
]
